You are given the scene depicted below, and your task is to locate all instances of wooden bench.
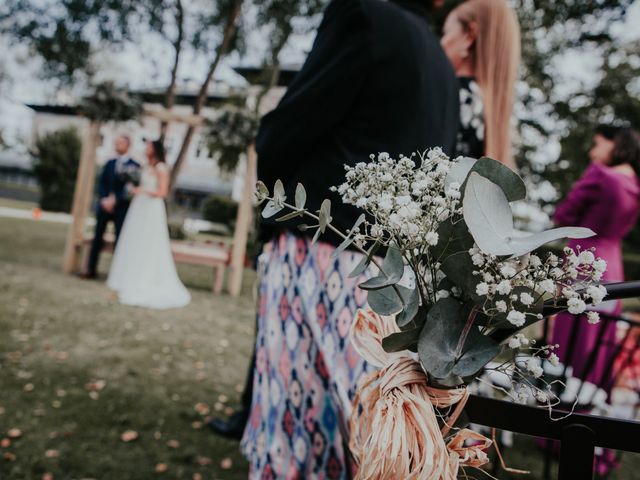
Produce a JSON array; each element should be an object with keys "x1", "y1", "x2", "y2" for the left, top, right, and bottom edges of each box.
[{"x1": 82, "y1": 233, "x2": 230, "y2": 294}]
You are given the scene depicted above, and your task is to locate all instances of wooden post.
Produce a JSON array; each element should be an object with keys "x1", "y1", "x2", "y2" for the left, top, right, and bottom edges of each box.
[
  {"x1": 62, "y1": 121, "x2": 101, "y2": 274},
  {"x1": 228, "y1": 144, "x2": 257, "y2": 297}
]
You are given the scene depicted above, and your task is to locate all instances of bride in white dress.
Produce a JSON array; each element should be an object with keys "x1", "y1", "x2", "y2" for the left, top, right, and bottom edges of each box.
[{"x1": 107, "y1": 140, "x2": 191, "y2": 309}]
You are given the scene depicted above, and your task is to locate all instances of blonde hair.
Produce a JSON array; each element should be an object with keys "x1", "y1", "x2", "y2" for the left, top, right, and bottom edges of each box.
[{"x1": 455, "y1": 0, "x2": 520, "y2": 170}]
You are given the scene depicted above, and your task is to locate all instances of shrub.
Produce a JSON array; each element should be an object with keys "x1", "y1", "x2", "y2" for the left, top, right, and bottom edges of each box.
[
  {"x1": 201, "y1": 195, "x2": 238, "y2": 227},
  {"x1": 32, "y1": 127, "x2": 82, "y2": 212}
]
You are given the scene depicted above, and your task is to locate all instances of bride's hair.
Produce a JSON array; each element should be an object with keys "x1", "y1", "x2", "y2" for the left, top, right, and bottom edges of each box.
[
  {"x1": 454, "y1": 0, "x2": 520, "y2": 170},
  {"x1": 149, "y1": 140, "x2": 166, "y2": 164}
]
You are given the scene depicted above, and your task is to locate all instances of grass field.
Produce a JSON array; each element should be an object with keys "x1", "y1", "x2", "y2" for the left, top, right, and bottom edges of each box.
[{"x1": 1, "y1": 208, "x2": 640, "y2": 479}]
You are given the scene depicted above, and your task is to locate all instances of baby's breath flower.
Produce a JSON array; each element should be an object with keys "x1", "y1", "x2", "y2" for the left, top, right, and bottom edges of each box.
[
  {"x1": 496, "y1": 280, "x2": 512, "y2": 295},
  {"x1": 520, "y1": 292, "x2": 535, "y2": 306},
  {"x1": 507, "y1": 310, "x2": 526, "y2": 327},
  {"x1": 475, "y1": 282, "x2": 490, "y2": 296},
  {"x1": 495, "y1": 300, "x2": 507, "y2": 313},
  {"x1": 567, "y1": 298, "x2": 586, "y2": 315},
  {"x1": 586, "y1": 311, "x2": 600, "y2": 324}
]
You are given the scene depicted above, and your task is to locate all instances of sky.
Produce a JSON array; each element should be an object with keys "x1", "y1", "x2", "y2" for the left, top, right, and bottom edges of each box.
[{"x1": 1, "y1": 0, "x2": 639, "y2": 156}]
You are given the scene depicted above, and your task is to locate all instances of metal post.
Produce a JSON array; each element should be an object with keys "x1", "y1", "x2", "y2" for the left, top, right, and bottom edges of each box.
[{"x1": 558, "y1": 424, "x2": 595, "y2": 480}]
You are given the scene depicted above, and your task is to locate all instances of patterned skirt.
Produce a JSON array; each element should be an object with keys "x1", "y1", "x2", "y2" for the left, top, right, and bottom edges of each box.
[{"x1": 240, "y1": 232, "x2": 371, "y2": 479}]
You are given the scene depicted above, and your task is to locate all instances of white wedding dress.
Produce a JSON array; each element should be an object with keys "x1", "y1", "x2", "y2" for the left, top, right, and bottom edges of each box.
[{"x1": 107, "y1": 165, "x2": 191, "y2": 309}]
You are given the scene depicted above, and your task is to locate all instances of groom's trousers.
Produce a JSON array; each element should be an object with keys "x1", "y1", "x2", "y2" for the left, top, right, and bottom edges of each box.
[{"x1": 86, "y1": 205, "x2": 128, "y2": 276}]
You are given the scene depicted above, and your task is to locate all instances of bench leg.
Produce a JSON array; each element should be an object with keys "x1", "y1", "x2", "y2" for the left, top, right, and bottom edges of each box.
[{"x1": 213, "y1": 265, "x2": 225, "y2": 294}]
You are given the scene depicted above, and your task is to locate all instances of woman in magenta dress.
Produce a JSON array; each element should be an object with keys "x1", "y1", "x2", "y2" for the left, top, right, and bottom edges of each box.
[{"x1": 552, "y1": 125, "x2": 640, "y2": 395}]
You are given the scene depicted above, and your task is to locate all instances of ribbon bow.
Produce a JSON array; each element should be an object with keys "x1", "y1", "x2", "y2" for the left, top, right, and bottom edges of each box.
[{"x1": 349, "y1": 309, "x2": 491, "y2": 480}]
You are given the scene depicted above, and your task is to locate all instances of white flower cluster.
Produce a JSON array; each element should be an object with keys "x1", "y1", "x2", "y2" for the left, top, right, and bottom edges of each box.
[
  {"x1": 470, "y1": 245, "x2": 607, "y2": 328},
  {"x1": 333, "y1": 149, "x2": 461, "y2": 248}
]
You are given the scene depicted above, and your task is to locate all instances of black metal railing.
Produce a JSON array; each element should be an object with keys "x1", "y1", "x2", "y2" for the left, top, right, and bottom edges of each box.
[{"x1": 465, "y1": 394, "x2": 640, "y2": 479}]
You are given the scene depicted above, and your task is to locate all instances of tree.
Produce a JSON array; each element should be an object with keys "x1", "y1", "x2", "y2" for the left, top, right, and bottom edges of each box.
[
  {"x1": 168, "y1": 0, "x2": 245, "y2": 194},
  {"x1": 32, "y1": 127, "x2": 82, "y2": 212}
]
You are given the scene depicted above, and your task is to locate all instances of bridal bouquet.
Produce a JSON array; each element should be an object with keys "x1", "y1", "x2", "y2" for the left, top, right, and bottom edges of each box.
[{"x1": 256, "y1": 150, "x2": 607, "y2": 479}]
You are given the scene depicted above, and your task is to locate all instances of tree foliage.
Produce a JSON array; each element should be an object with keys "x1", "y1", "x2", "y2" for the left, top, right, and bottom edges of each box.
[{"x1": 31, "y1": 127, "x2": 82, "y2": 212}]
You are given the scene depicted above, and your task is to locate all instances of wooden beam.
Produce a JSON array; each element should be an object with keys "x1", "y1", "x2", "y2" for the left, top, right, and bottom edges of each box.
[
  {"x1": 63, "y1": 121, "x2": 101, "y2": 275},
  {"x1": 228, "y1": 144, "x2": 257, "y2": 297},
  {"x1": 142, "y1": 106, "x2": 204, "y2": 127}
]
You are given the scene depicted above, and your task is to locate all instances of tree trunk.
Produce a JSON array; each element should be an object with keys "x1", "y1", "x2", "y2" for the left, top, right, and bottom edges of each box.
[
  {"x1": 168, "y1": 0, "x2": 244, "y2": 195},
  {"x1": 159, "y1": 0, "x2": 184, "y2": 144}
]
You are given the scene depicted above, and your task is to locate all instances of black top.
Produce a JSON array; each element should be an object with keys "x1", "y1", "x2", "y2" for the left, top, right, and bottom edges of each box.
[
  {"x1": 256, "y1": 0, "x2": 459, "y2": 245},
  {"x1": 455, "y1": 76, "x2": 485, "y2": 159}
]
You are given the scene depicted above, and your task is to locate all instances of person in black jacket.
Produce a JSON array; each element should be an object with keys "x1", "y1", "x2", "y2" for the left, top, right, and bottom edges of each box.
[
  {"x1": 83, "y1": 135, "x2": 140, "y2": 279},
  {"x1": 226, "y1": 1, "x2": 458, "y2": 477}
]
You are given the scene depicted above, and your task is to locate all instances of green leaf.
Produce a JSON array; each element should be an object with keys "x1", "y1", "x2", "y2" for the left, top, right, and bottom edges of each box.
[
  {"x1": 440, "y1": 251, "x2": 481, "y2": 300},
  {"x1": 311, "y1": 226, "x2": 322, "y2": 245},
  {"x1": 432, "y1": 218, "x2": 474, "y2": 259},
  {"x1": 349, "y1": 241, "x2": 380, "y2": 278},
  {"x1": 255, "y1": 181, "x2": 269, "y2": 202},
  {"x1": 395, "y1": 284, "x2": 420, "y2": 328},
  {"x1": 273, "y1": 179, "x2": 286, "y2": 202},
  {"x1": 318, "y1": 199, "x2": 332, "y2": 233},
  {"x1": 417, "y1": 298, "x2": 501, "y2": 380},
  {"x1": 367, "y1": 284, "x2": 412, "y2": 316},
  {"x1": 331, "y1": 236, "x2": 354, "y2": 259},
  {"x1": 469, "y1": 157, "x2": 527, "y2": 202},
  {"x1": 261, "y1": 200, "x2": 284, "y2": 218},
  {"x1": 359, "y1": 246, "x2": 404, "y2": 290},
  {"x1": 295, "y1": 183, "x2": 306, "y2": 209},
  {"x1": 464, "y1": 172, "x2": 595, "y2": 257},
  {"x1": 382, "y1": 328, "x2": 421, "y2": 353},
  {"x1": 275, "y1": 210, "x2": 304, "y2": 222}
]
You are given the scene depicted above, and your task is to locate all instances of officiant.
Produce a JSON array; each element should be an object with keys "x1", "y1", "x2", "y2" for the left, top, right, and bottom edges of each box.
[{"x1": 82, "y1": 135, "x2": 140, "y2": 279}]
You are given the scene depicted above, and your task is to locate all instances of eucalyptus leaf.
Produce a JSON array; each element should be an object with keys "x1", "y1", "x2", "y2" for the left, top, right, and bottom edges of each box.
[
  {"x1": 349, "y1": 241, "x2": 380, "y2": 278},
  {"x1": 275, "y1": 210, "x2": 304, "y2": 222},
  {"x1": 382, "y1": 328, "x2": 421, "y2": 353},
  {"x1": 295, "y1": 183, "x2": 306, "y2": 209},
  {"x1": 367, "y1": 284, "x2": 412, "y2": 316},
  {"x1": 311, "y1": 226, "x2": 322, "y2": 245},
  {"x1": 255, "y1": 181, "x2": 269, "y2": 201},
  {"x1": 261, "y1": 200, "x2": 284, "y2": 219},
  {"x1": 440, "y1": 251, "x2": 481, "y2": 300},
  {"x1": 417, "y1": 298, "x2": 501, "y2": 380},
  {"x1": 395, "y1": 284, "x2": 420, "y2": 328},
  {"x1": 318, "y1": 199, "x2": 332, "y2": 233},
  {"x1": 331, "y1": 236, "x2": 354, "y2": 259},
  {"x1": 463, "y1": 172, "x2": 594, "y2": 257},
  {"x1": 359, "y1": 246, "x2": 404, "y2": 290},
  {"x1": 445, "y1": 156, "x2": 476, "y2": 188},
  {"x1": 469, "y1": 157, "x2": 526, "y2": 202},
  {"x1": 273, "y1": 179, "x2": 286, "y2": 202}
]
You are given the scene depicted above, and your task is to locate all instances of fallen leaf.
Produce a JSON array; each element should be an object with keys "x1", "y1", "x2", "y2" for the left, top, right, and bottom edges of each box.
[
  {"x1": 1, "y1": 438, "x2": 10, "y2": 448},
  {"x1": 194, "y1": 361, "x2": 205, "y2": 370},
  {"x1": 42, "y1": 473, "x2": 54, "y2": 480},
  {"x1": 45, "y1": 449, "x2": 59, "y2": 458},
  {"x1": 155, "y1": 463, "x2": 168, "y2": 473},
  {"x1": 220, "y1": 457, "x2": 233, "y2": 470},
  {"x1": 167, "y1": 439, "x2": 179, "y2": 449},
  {"x1": 23, "y1": 383, "x2": 34, "y2": 392},
  {"x1": 3, "y1": 452, "x2": 16, "y2": 461},
  {"x1": 195, "y1": 456, "x2": 212, "y2": 466},
  {"x1": 214, "y1": 402, "x2": 224, "y2": 412},
  {"x1": 120, "y1": 430, "x2": 138, "y2": 442},
  {"x1": 191, "y1": 421, "x2": 203, "y2": 430},
  {"x1": 89, "y1": 392, "x2": 99, "y2": 401},
  {"x1": 85, "y1": 380, "x2": 106, "y2": 391},
  {"x1": 48, "y1": 432, "x2": 59, "y2": 439},
  {"x1": 193, "y1": 474, "x2": 202, "y2": 480},
  {"x1": 224, "y1": 407, "x2": 234, "y2": 417},
  {"x1": 217, "y1": 394, "x2": 228, "y2": 403},
  {"x1": 194, "y1": 403, "x2": 210, "y2": 416},
  {"x1": 7, "y1": 429, "x2": 22, "y2": 439},
  {"x1": 51, "y1": 401, "x2": 62, "y2": 409},
  {"x1": 153, "y1": 431, "x2": 162, "y2": 440}
]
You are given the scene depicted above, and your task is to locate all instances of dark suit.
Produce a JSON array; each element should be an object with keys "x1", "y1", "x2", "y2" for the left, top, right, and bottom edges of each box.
[
  {"x1": 87, "y1": 157, "x2": 140, "y2": 276},
  {"x1": 258, "y1": 0, "x2": 459, "y2": 243}
]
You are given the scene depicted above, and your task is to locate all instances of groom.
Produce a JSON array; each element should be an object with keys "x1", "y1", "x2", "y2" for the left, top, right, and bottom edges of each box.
[
  {"x1": 83, "y1": 135, "x2": 140, "y2": 279},
  {"x1": 209, "y1": 0, "x2": 459, "y2": 439}
]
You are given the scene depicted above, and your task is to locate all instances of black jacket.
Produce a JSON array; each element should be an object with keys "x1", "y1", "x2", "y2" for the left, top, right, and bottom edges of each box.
[{"x1": 257, "y1": 0, "x2": 459, "y2": 244}]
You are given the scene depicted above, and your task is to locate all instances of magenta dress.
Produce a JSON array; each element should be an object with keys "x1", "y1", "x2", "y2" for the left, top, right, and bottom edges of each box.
[{"x1": 552, "y1": 163, "x2": 640, "y2": 391}]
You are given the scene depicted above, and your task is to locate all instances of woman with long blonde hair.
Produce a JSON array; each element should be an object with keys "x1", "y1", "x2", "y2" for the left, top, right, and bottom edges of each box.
[{"x1": 441, "y1": 0, "x2": 520, "y2": 169}]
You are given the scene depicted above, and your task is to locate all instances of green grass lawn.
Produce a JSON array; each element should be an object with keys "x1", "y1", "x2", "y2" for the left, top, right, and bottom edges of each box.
[
  {"x1": 1, "y1": 215, "x2": 255, "y2": 479},
  {"x1": 1, "y1": 209, "x2": 640, "y2": 479}
]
